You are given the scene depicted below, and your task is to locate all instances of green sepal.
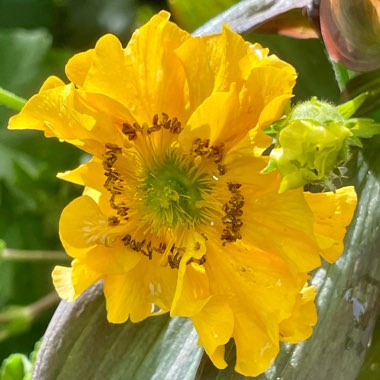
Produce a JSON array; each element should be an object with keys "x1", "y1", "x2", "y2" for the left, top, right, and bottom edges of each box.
[
  {"x1": 345, "y1": 118, "x2": 380, "y2": 139},
  {"x1": 261, "y1": 159, "x2": 277, "y2": 174},
  {"x1": 337, "y1": 93, "x2": 367, "y2": 118},
  {"x1": 346, "y1": 135, "x2": 363, "y2": 148}
]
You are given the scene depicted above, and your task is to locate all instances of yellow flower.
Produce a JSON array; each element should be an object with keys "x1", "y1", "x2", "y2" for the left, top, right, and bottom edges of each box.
[{"x1": 8, "y1": 11, "x2": 357, "y2": 377}]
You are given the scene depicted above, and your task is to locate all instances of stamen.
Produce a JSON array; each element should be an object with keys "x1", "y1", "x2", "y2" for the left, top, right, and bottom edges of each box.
[
  {"x1": 108, "y1": 216, "x2": 120, "y2": 226},
  {"x1": 122, "y1": 113, "x2": 183, "y2": 140},
  {"x1": 168, "y1": 245, "x2": 186, "y2": 269},
  {"x1": 221, "y1": 182, "x2": 244, "y2": 245},
  {"x1": 191, "y1": 138, "x2": 226, "y2": 175},
  {"x1": 103, "y1": 144, "x2": 129, "y2": 221}
]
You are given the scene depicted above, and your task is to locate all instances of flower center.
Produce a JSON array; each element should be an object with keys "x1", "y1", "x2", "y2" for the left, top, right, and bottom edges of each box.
[{"x1": 141, "y1": 149, "x2": 212, "y2": 230}]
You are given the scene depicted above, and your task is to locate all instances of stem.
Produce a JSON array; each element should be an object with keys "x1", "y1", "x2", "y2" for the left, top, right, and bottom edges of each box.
[
  {"x1": 0, "y1": 87, "x2": 26, "y2": 112},
  {"x1": 28, "y1": 292, "x2": 61, "y2": 320},
  {"x1": 0, "y1": 248, "x2": 69, "y2": 262}
]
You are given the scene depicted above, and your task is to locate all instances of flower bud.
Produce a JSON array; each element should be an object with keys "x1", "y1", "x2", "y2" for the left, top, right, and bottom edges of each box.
[{"x1": 264, "y1": 95, "x2": 380, "y2": 193}]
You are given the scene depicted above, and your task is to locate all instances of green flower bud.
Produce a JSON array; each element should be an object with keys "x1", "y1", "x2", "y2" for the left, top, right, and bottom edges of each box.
[{"x1": 264, "y1": 95, "x2": 380, "y2": 193}]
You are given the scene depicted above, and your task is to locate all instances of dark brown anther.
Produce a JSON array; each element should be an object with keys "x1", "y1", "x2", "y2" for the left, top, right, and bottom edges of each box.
[
  {"x1": 108, "y1": 216, "x2": 120, "y2": 226},
  {"x1": 105, "y1": 143, "x2": 122, "y2": 152},
  {"x1": 154, "y1": 242, "x2": 167, "y2": 254},
  {"x1": 221, "y1": 183, "x2": 244, "y2": 244},
  {"x1": 133, "y1": 122, "x2": 142, "y2": 132},
  {"x1": 187, "y1": 255, "x2": 206, "y2": 266},
  {"x1": 218, "y1": 164, "x2": 226, "y2": 175},
  {"x1": 122, "y1": 234, "x2": 132, "y2": 245},
  {"x1": 162, "y1": 112, "x2": 169, "y2": 123},
  {"x1": 122, "y1": 123, "x2": 137, "y2": 140},
  {"x1": 228, "y1": 182, "x2": 242, "y2": 192}
]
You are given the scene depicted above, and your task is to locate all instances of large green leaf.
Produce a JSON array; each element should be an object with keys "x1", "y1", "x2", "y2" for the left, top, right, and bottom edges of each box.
[{"x1": 32, "y1": 283, "x2": 203, "y2": 380}]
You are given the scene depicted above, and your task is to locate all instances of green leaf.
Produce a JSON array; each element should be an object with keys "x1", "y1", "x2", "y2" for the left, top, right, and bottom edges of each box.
[
  {"x1": 32, "y1": 284, "x2": 203, "y2": 380},
  {"x1": 0, "y1": 354, "x2": 31, "y2": 380},
  {"x1": 0, "y1": 29, "x2": 51, "y2": 97},
  {"x1": 169, "y1": 0, "x2": 237, "y2": 31},
  {"x1": 342, "y1": 68, "x2": 380, "y2": 116}
]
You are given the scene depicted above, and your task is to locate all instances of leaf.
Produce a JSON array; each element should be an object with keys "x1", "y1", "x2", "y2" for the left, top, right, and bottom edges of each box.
[
  {"x1": 32, "y1": 283, "x2": 203, "y2": 380},
  {"x1": 0, "y1": 354, "x2": 31, "y2": 380},
  {"x1": 342, "y1": 68, "x2": 380, "y2": 116},
  {"x1": 169, "y1": 0, "x2": 237, "y2": 31},
  {"x1": 193, "y1": 0, "x2": 313, "y2": 36}
]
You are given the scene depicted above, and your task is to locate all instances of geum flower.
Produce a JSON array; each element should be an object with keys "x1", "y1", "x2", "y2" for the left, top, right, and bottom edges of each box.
[{"x1": 9, "y1": 11, "x2": 357, "y2": 377}]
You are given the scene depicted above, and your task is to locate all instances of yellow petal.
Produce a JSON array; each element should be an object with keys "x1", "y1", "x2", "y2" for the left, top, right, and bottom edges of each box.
[
  {"x1": 83, "y1": 243, "x2": 141, "y2": 275},
  {"x1": 104, "y1": 255, "x2": 177, "y2": 323},
  {"x1": 52, "y1": 259, "x2": 101, "y2": 301},
  {"x1": 233, "y1": 312, "x2": 279, "y2": 376},
  {"x1": 242, "y1": 186, "x2": 321, "y2": 272},
  {"x1": 59, "y1": 195, "x2": 124, "y2": 252},
  {"x1": 222, "y1": 136, "x2": 279, "y2": 194},
  {"x1": 199, "y1": 243, "x2": 305, "y2": 376},
  {"x1": 52, "y1": 266, "x2": 75, "y2": 301},
  {"x1": 69, "y1": 12, "x2": 190, "y2": 124},
  {"x1": 304, "y1": 186, "x2": 357, "y2": 262},
  {"x1": 171, "y1": 262, "x2": 211, "y2": 317},
  {"x1": 279, "y1": 285, "x2": 317, "y2": 343},
  {"x1": 66, "y1": 49, "x2": 94, "y2": 88},
  {"x1": 57, "y1": 157, "x2": 105, "y2": 192},
  {"x1": 245, "y1": 64, "x2": 296, "y2": 129},
  {"x1": 192, "y1": 297, "x2": 234, "y2": 369},
  {"x1": 8, "y1": 82, "x2": 122, "y2": 156},
  {"x1": 176, "y1": 25, "x2": 258, "y2": 110}
]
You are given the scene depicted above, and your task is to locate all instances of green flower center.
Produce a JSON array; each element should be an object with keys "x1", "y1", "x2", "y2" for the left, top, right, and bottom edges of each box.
[{"x1": 142, "y1": 149, "x2": 210, "y2": 228}]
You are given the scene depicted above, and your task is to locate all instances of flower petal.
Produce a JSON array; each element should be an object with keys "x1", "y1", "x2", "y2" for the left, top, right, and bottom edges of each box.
[
  {"x1": 8, "y1": 81, "x2": 123, "y2": 156},
  {"x1": 201, "y1": 243, "x2": 304, "y2": 375},
  {"x1": 242, "y1": 186, "x2": 322, "y2": 272},
  {"x1": 192, "y1": 297, "x2": 234, "y2": 369},
  {"x1": 104, "y1": 255, "x2": 177, "y2": 323},
  {"x1": 57, "y1": 157, "x2": 105, "y2": 192},
  {"x1": 279, "y1": 285, "x2": 317, "y2": 343},
  {"x1": 59, "y1": 195, "x2": 112, "y2": 251},
  {"x1": 52, "y1": 259, "x2": 101, "y2": 301},
  {"x1": 176, "y1": 25, "x2": 259, "y2": 110},
  {"x1": 67, "y1": 11, "x2": 190, "y2": 124},
  {"x1": 304, "y1": 186, "x2": 357, "y2": 262}
]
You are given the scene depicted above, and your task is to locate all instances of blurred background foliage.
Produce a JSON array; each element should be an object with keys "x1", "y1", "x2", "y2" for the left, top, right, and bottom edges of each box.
[{"x1": 0, "y1": 0, "x2": 379, "y2": 379}]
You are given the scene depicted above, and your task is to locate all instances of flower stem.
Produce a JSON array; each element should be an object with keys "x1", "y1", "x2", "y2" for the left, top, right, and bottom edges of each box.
[
  {"x1": 0, "y1": 292, "x2": 60, "y2": 342},
  {"x1": 0, "y1": 248, "x2": 69, "y2": 262},
  {"x1": 0, "y1": 87, "x2": 26, "y2": 112}
]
